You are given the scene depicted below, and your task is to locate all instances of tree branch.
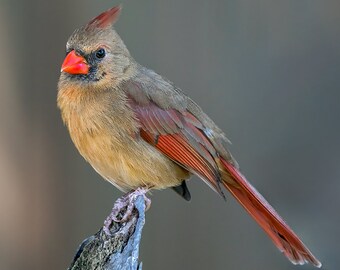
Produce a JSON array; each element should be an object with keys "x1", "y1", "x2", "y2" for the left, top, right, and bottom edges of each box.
[{"x1": 68, "y1": 196, "x2": 146, "y2": 270}]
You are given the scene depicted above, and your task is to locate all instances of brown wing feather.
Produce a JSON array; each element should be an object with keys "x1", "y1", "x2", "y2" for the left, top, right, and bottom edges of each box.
[{"x1": 132, "y1": 99, "x2": 224, "y2": 197}]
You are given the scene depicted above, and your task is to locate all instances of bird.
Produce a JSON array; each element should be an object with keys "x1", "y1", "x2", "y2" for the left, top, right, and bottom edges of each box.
[{"x1": 57, "y1": 5, "x2": 321, "y2": 268}]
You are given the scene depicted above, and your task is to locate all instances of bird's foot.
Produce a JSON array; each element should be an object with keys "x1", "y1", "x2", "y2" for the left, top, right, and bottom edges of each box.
[{"x1": 103, "y1": 187, "x2": 151, "y2": 235}]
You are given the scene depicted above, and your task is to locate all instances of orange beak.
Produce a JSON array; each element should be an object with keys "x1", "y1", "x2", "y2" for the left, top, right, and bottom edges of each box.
[{"x1": 61, "y1": 50, "x2": 89, "y2": 75}]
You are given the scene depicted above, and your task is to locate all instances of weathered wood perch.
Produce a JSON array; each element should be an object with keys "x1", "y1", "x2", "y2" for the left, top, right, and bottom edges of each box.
[{"x1": 68, "y1": 196, "x2": 146, "y2": 270}]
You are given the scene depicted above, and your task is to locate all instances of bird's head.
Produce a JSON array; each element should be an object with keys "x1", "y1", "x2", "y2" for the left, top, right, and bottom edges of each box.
[{"x1": 59, "y1": 5, "x2": 133, "y2": 91}]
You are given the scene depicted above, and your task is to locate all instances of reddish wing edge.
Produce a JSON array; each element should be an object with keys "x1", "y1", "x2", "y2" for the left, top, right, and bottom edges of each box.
[
  {"x1": 141, "y1": 129, "x2": 223, "y2": 195},
  {"x1": 220, "y1": 158, "x2": 322, "y2": 268}
]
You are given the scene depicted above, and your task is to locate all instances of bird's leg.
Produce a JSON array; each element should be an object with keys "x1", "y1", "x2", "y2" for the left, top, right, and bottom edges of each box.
[{"x1": 103, "y1": 187, "x2": 151, "y2": 235}]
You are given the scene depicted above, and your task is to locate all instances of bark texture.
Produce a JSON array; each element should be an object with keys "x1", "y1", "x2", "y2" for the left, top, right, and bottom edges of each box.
[{"x1": 68, "y1": 196, "x2": 145, "y2": 270}]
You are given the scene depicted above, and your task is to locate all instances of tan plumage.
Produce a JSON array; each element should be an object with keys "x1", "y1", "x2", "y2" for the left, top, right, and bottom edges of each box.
[
  {"x1": 58, "y1": 5, "x2": 321, "y2": 267},
  {"x1": 58, "y1": 77, "x2": 189, "y2": 192}
]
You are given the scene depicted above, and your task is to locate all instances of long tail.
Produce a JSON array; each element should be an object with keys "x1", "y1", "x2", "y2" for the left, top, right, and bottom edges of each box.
[{"x1": 219, "y1": 158, "x2": 321, "y2": 267}]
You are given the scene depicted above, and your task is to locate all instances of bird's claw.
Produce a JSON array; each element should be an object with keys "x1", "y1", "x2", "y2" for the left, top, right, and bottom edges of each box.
[{"x1": 103, "y1": 187, "x2": 151, "y2": 235}]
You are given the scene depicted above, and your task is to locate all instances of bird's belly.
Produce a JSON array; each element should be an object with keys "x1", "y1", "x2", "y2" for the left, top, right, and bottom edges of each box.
[{"x1": 73, "y1": 131, "x2": 189, "y2": 191}]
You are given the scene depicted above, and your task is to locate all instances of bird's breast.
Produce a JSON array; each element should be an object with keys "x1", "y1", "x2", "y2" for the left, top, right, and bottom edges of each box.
[{"x1": 58, "y1": 89, "x2": 188, "y2": 191}]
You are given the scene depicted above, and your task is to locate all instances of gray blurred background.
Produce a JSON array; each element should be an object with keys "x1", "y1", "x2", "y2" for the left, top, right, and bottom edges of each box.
[{"x1": 0, "y1": 0, "x2": 339, "y2": 269}]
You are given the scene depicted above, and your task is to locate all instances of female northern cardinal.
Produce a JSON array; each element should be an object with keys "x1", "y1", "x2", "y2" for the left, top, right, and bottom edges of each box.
[{"x1": 58, "y1": 5, "x2": 321, "y2": 267}]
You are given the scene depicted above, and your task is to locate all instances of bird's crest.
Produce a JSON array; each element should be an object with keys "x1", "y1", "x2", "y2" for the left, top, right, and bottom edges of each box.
[{"x1": 86, "y1": 5, "x2": 122, "y2": 29}]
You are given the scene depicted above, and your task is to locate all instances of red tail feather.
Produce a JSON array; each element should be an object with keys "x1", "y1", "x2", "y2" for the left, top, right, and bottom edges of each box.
[{"x1": 219, "y1": 158, "x2": 321, "y2": 267}]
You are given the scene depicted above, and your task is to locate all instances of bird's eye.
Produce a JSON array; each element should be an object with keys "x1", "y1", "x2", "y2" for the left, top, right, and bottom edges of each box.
[{"x1": 95, "y1": 48, "x2": 106, "y2": 59}]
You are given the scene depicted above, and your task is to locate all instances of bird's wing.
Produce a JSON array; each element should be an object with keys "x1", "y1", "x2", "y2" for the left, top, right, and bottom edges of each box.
[
  {"x1": 122, "y1": 67, "x2": 322, "y2": 268},
  {"x1": 123, "y1": 66, "x2": 234, "y2": 197}
]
